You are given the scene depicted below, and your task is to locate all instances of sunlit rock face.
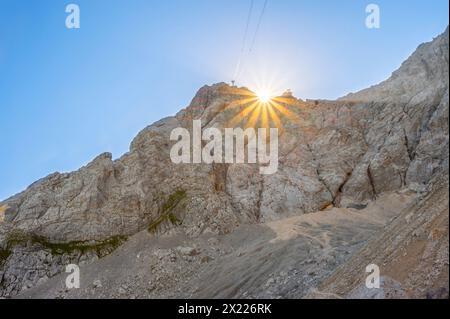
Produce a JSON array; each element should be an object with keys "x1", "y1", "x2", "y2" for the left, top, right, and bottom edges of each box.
[{"x1": 0, "y1": 28, "x2": 448, "y2": 298}]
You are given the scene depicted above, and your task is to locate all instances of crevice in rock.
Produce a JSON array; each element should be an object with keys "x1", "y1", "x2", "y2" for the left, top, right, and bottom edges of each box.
[
  {"x1": 403, "y1": 128, "x2": 415, "y2": 161},
  {"x1": 306, "y1": 143, "x2": 335, "y2": 206},
  {"x1": 333, "y1": 170, "x2": 354, "y2": 207},
  {"x1": 255, "y1": 178, "x2": 264, "y2": 222},
  {"x1": 367, "y1": 164, "x2": 378, "y2": 200},
  {"x1": 211, "y1": 163, "x2": 229, "y2": 192}
]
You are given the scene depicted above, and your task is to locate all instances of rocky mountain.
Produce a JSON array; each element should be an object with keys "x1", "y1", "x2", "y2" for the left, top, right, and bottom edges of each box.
[{"x1": 0, "y1": 27, "x2": 448, "y2": 299}]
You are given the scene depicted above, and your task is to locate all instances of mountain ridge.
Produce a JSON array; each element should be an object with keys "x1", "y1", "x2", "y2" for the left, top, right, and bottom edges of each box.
[{"x1": 0, "y1": 27, "x2": 448, "y2": 298}]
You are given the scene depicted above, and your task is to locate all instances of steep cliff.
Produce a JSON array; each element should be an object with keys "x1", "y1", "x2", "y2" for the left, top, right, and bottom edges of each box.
[{"x1": 0, "y1": 27, "x2": 448, "y2": 298}]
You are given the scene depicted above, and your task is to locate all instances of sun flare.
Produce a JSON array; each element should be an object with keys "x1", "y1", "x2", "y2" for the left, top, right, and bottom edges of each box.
[
  {"x1": 257, "y1": 90, "x2": 273, "y2": 103},
  {"x1": 226, "y1": 84, "x2": 301, "y2": 132}
]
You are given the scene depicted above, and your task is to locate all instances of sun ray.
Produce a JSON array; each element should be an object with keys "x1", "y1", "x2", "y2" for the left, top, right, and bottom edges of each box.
[
  {"x1": 272, "y1": 96, "x2": 298, "y2": 105},
  {"x1": 267, "y1": 103, "x2": 284, "y2": 132},
  {"x1": 245, "y1": 102, "x2": 263, "y2": 129},
  {"x1": 226, "y1": 96, "x2": 259, "y2": 110},
  {"x1": 0, "y1": 204, "x2": 7, "y2": 223},
  {"x1": 260, "y1": 102, "x2": 270, "y2": 129},
  {"x1": 230, "y1": 87, "x2": 261, "y2": 98},
  {"x1": 228, "y1": 101, "x2": 260, "y2": 127},
  {"x1": 270, "y1": 100, "x2": 301, "y2": 124},
  {"x1": 224, "y1": 84, "x2": 302, "y2": 132}
]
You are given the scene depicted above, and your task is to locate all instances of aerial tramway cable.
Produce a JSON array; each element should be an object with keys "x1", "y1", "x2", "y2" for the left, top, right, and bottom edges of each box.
[
  {"x1": 233, "y1": 0, "x2": 254, "y2": 84},
  {"x1": 232, "y1": 0, "x2": 269, "y2": 85},
  {"x1": 249, "y1": 0, "x2": 268, "y2": 52}
]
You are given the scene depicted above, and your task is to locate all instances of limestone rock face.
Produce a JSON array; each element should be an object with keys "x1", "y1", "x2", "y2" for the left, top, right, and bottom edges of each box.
[
  {"x1": 341, "y1": 27, "x2": 449, "y2": 105},
  {"x1": 310, "y1": 172, "x2": 449, "y2": 299},
  {"x1": 0, "y1": 28, "x2": 448, "y2": 298}
]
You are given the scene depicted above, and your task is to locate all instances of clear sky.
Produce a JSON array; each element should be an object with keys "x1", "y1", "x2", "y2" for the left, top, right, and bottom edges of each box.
[{"x1": 0, "y1": 0, "x2": 448, "y2": 200}]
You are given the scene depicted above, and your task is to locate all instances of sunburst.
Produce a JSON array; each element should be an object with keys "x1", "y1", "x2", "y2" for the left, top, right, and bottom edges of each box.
[{"x1": 226, "y1": 87, "x2": 300, "y2": 132}]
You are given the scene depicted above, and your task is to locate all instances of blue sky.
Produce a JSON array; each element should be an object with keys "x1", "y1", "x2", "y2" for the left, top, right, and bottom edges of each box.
[{"x1": 0, "y1": 0, "x2": 448, "y2": 200}]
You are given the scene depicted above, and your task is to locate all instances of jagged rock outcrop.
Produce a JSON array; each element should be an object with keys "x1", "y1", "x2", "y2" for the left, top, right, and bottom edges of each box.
[
  {"x1": 342, "y1": 27, "x2": 449, "y2": 105},
  {"x1": 307, "y1": 172, "x2": 449, "y2": 299},
  {"x1": 0, "y1": 27, "x2": 448, "y2": 298}
]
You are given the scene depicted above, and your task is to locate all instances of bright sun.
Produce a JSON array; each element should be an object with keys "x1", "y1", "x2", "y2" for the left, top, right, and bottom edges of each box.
[
  {"x1": 257, "y1": 90, "x2": 272, "y2": 103},
  {"x1": 226, "y1": 85, "x2": 300, "y2": 131}
]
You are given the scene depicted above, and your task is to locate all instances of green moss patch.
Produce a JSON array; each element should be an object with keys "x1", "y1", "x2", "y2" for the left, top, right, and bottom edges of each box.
[
  {"x1": 148, "y1": 190, "x2": 186, "y2": 233},
  {"x1": 0, "y1": 248, "x2": 11, "y2": 265},
  {"x1": 4, "y1": 230, "x2": 127, "y2": 257}
]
